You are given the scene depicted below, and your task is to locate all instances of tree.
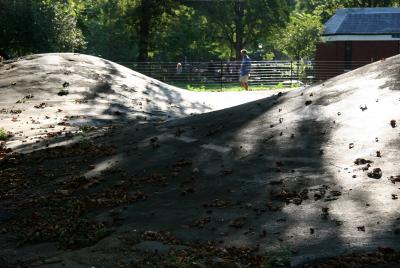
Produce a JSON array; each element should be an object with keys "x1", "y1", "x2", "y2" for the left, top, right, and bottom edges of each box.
[
  {"x1": 187, "y1": 0, "x2": 292, "y2": 59},
  {"x1": 151, "y1": 5, "x2": 219, "y2": 61},
  {"x1": 276, "y1": 12, "x2": 323, "y2": 60},
  {"x1": 78, "y1": 0, "x2": 139, "y2": 61},
  {"x1": 0, "y1": 0, "x2": 85, "y2": 58},
  {"x1": 126, "y1": 0, "x2": 177, "y2": 61},
  {"x1": 297, "y1": 0, "x2": 400, "y2": 22}
]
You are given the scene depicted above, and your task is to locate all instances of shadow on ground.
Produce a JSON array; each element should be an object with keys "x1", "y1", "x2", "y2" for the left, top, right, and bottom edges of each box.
[{"x1": 2, "y1": 54, "x2": 400, "y2": 267}]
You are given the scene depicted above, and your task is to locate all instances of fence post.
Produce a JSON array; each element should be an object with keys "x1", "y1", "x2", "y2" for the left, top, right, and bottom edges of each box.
[
  {"x1": 290, "y1": 61, "x2": 293, "y2": 84},
  {"x1": 189, "y1": 63, "x2": 192, "y2": 85},
  {"x1": 149, "y1": 62, "x2": 152, "y2": 78},
  {"x1": 220, "y1": 60, "x2": 223, "y2": 90}
]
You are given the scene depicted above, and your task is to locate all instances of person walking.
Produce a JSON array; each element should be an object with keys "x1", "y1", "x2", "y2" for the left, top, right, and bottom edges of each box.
[
  {"x1": 239, "y1": 49, "x2": 251, "y2": 91},
  {"x1": 176, "y1": 62, "x2": 183, "y2": 74}
]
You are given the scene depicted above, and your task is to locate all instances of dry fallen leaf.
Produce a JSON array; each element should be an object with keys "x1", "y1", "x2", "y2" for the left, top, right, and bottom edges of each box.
[{"x1": 229, "y1": 217, "x2": 246, "y2": 228}]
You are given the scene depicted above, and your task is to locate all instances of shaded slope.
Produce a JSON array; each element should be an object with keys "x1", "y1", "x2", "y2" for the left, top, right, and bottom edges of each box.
[{"x1": 1, "y1": 55, "x2": 400, "y2": 267}]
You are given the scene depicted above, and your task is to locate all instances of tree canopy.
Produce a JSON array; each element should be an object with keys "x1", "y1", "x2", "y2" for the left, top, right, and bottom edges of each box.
[
  {"x1": 0, "y1": 0, "x2": 85, "y2": 58},
  {"x1": 186, "y1": 0, "x2": 292, "y2": 59},
  {"x1": 297, "y1": 0, "x2": 400, "y2": 21},
  {"x1": 276, "y1": 12, "x2": 323, "y2": 60},
  {"x1": 2, "y1": 0, "x2": 400, "y2": 61}
]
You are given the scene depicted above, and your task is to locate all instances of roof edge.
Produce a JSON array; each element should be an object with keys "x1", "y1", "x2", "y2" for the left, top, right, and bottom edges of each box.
[{"x1": 335, "y1": 7, "x2": 400, "y2": 14}]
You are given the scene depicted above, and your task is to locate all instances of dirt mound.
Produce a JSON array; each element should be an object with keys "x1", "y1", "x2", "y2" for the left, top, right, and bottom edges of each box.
[
  {"x1": 1, "y1": 54, "x2": 400, "y2": 267},
  {"x1": 0, "y1": 53, "x2": 272, "y2": 151},
  {"x1": 0, "y1": 53, "x2": 210, "y2": 117}
]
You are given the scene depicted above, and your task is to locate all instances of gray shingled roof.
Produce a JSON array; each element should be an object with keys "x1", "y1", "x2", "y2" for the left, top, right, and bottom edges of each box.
[{"x1": 324, "y1": 8, "x2": 400, "y2": 35}]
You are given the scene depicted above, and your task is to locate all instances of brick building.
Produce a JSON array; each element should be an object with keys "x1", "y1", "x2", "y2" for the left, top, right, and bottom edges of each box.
[{"x1": 316, "y1": 8, "x2": 400, "y2": 80}]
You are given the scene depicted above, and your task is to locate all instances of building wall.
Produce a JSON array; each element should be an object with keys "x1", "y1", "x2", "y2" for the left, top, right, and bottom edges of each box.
[
  {"x1": 315, "y1": 42, "x2": 345, "y2": 80},
  {"x1": 315, "y1": 41, "x2": 400, "y2": 80},
  {"x1": 352, "y1": 41, "x2": 400, "y2": 62}
]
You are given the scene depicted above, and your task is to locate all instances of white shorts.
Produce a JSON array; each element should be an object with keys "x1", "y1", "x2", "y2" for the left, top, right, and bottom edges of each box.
[{"x1": 239, "y1": 74, "x2": 249, "y2": 83}]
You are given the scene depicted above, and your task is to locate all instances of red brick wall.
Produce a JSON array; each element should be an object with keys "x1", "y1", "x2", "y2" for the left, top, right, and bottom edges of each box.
[
  {"x1": 351, "y1": 41, "x2": 399, "y2": 62},
  {"x1": 315, "y1": 42, "x2": 345, "y2": 80},
  {"x1": 315, "y1": 41, "x2": 400, "y2": 80}
]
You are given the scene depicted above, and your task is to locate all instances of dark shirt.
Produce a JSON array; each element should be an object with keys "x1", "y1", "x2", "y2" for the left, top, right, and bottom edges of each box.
[{"x1": 240, "y1": 55, "x2": 251, "y2": 76}]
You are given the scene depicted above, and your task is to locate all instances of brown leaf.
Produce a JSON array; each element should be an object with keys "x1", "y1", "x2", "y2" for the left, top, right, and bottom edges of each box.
[{"x1": 230, "y1": 217, "x2": 246, "y2": 228}]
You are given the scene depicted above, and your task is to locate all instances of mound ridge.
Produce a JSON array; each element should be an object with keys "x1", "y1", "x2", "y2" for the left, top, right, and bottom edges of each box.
[{"x1": 0, "y1": 53, "x2": 208, "y2": 116}]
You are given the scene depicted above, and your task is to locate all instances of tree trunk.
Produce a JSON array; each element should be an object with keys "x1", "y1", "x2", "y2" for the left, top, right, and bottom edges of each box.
[
  {"x1": 137, "y1": 1, "x2": 152, "y2": 62},
  {"x1": 234, "y1": 2, "x2": 244, "y2": 60},
  {"x1": 137, "y1": 18, "x2": 150, "y2": 62}
]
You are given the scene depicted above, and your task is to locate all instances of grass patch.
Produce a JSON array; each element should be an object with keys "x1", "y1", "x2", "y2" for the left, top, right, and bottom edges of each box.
[
  {"x1": 173, "y1": 83, "x2": 301, "y2": 92},
  {"x1": 183, "y1": 84, "x2": 274, "y2": 92},
  {"x1": 0, "y1": 128, "x2": 8, "y2": 141}
]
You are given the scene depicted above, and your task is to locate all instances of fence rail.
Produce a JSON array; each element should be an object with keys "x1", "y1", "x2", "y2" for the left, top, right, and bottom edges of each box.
[{"x1": 118, "y1": 60, "x2": 374, "y2": 89}]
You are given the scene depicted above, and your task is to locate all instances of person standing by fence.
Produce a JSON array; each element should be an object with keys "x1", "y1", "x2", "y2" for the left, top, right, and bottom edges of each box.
[
  {"x1": 176, "y1": 62, "x2": 182, "y2": 74},
  {"x1": 239, "y1": 49, "x2": 251, "y2": 91}
]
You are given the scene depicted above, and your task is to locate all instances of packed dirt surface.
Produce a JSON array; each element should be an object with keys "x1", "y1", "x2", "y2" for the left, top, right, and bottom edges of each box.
[
  {"x1": 0, "y1": 53, "x2": 282, "y2": 151},
  {"x1": 1, "y1": 53, "x2": 400, "y2": 267}
]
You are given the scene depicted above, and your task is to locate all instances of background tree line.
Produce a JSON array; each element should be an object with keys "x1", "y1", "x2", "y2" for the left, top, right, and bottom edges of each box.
[{"x1": 1, "y1": 0, "x2": 400, "y2": 62}]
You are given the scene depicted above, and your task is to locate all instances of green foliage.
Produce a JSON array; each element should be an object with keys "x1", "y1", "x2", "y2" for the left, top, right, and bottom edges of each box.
[
  {"x1": 152, "y1": 5, "x2": 220, "y2": 61},
  {"x1": 275, "y1": 82, "x2": 285, "y2": 89},
  {"x1": 126, "y1": 0, "x2": 178, "y2": 61},
  {"x1": 291, "y1": 82, "x2": 302, "y2": 88},
  {"x1": 264, "y1": 52, "x2": 276, "y2": 61},
  {"x1": 184, "y1": 84, "x2": 276, "y2": 92},
  {"x1": 276, "y1": 12, "x2": 323, "y2": 60},
  {"x1": 297, "y1": 0, "x2": 400, "y2": 22},
  {"x1": 191, "y1": 0, "x2": 292, "y2": 59},
  {"x1": 0, "y1": 0, "x2": 291, "y2": 61},
  {"x1": 0, "y1": 128, "x2": 7, "y2": 141},
  {"x1": 186, "y1": 84, "x2": 207, "y2": 91},
  {"x1": 0, "y1": 0, "x2": 85, "y2": 57},
  {"x1": 4, "y1": 0, "x2": 400, "y2": 62},
  {"x1": 50, "y1": 1, "x2": 86, "y2": 51},
  {"x1": 79, "y1": 0, "x2": 138, "y2": 61}
]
